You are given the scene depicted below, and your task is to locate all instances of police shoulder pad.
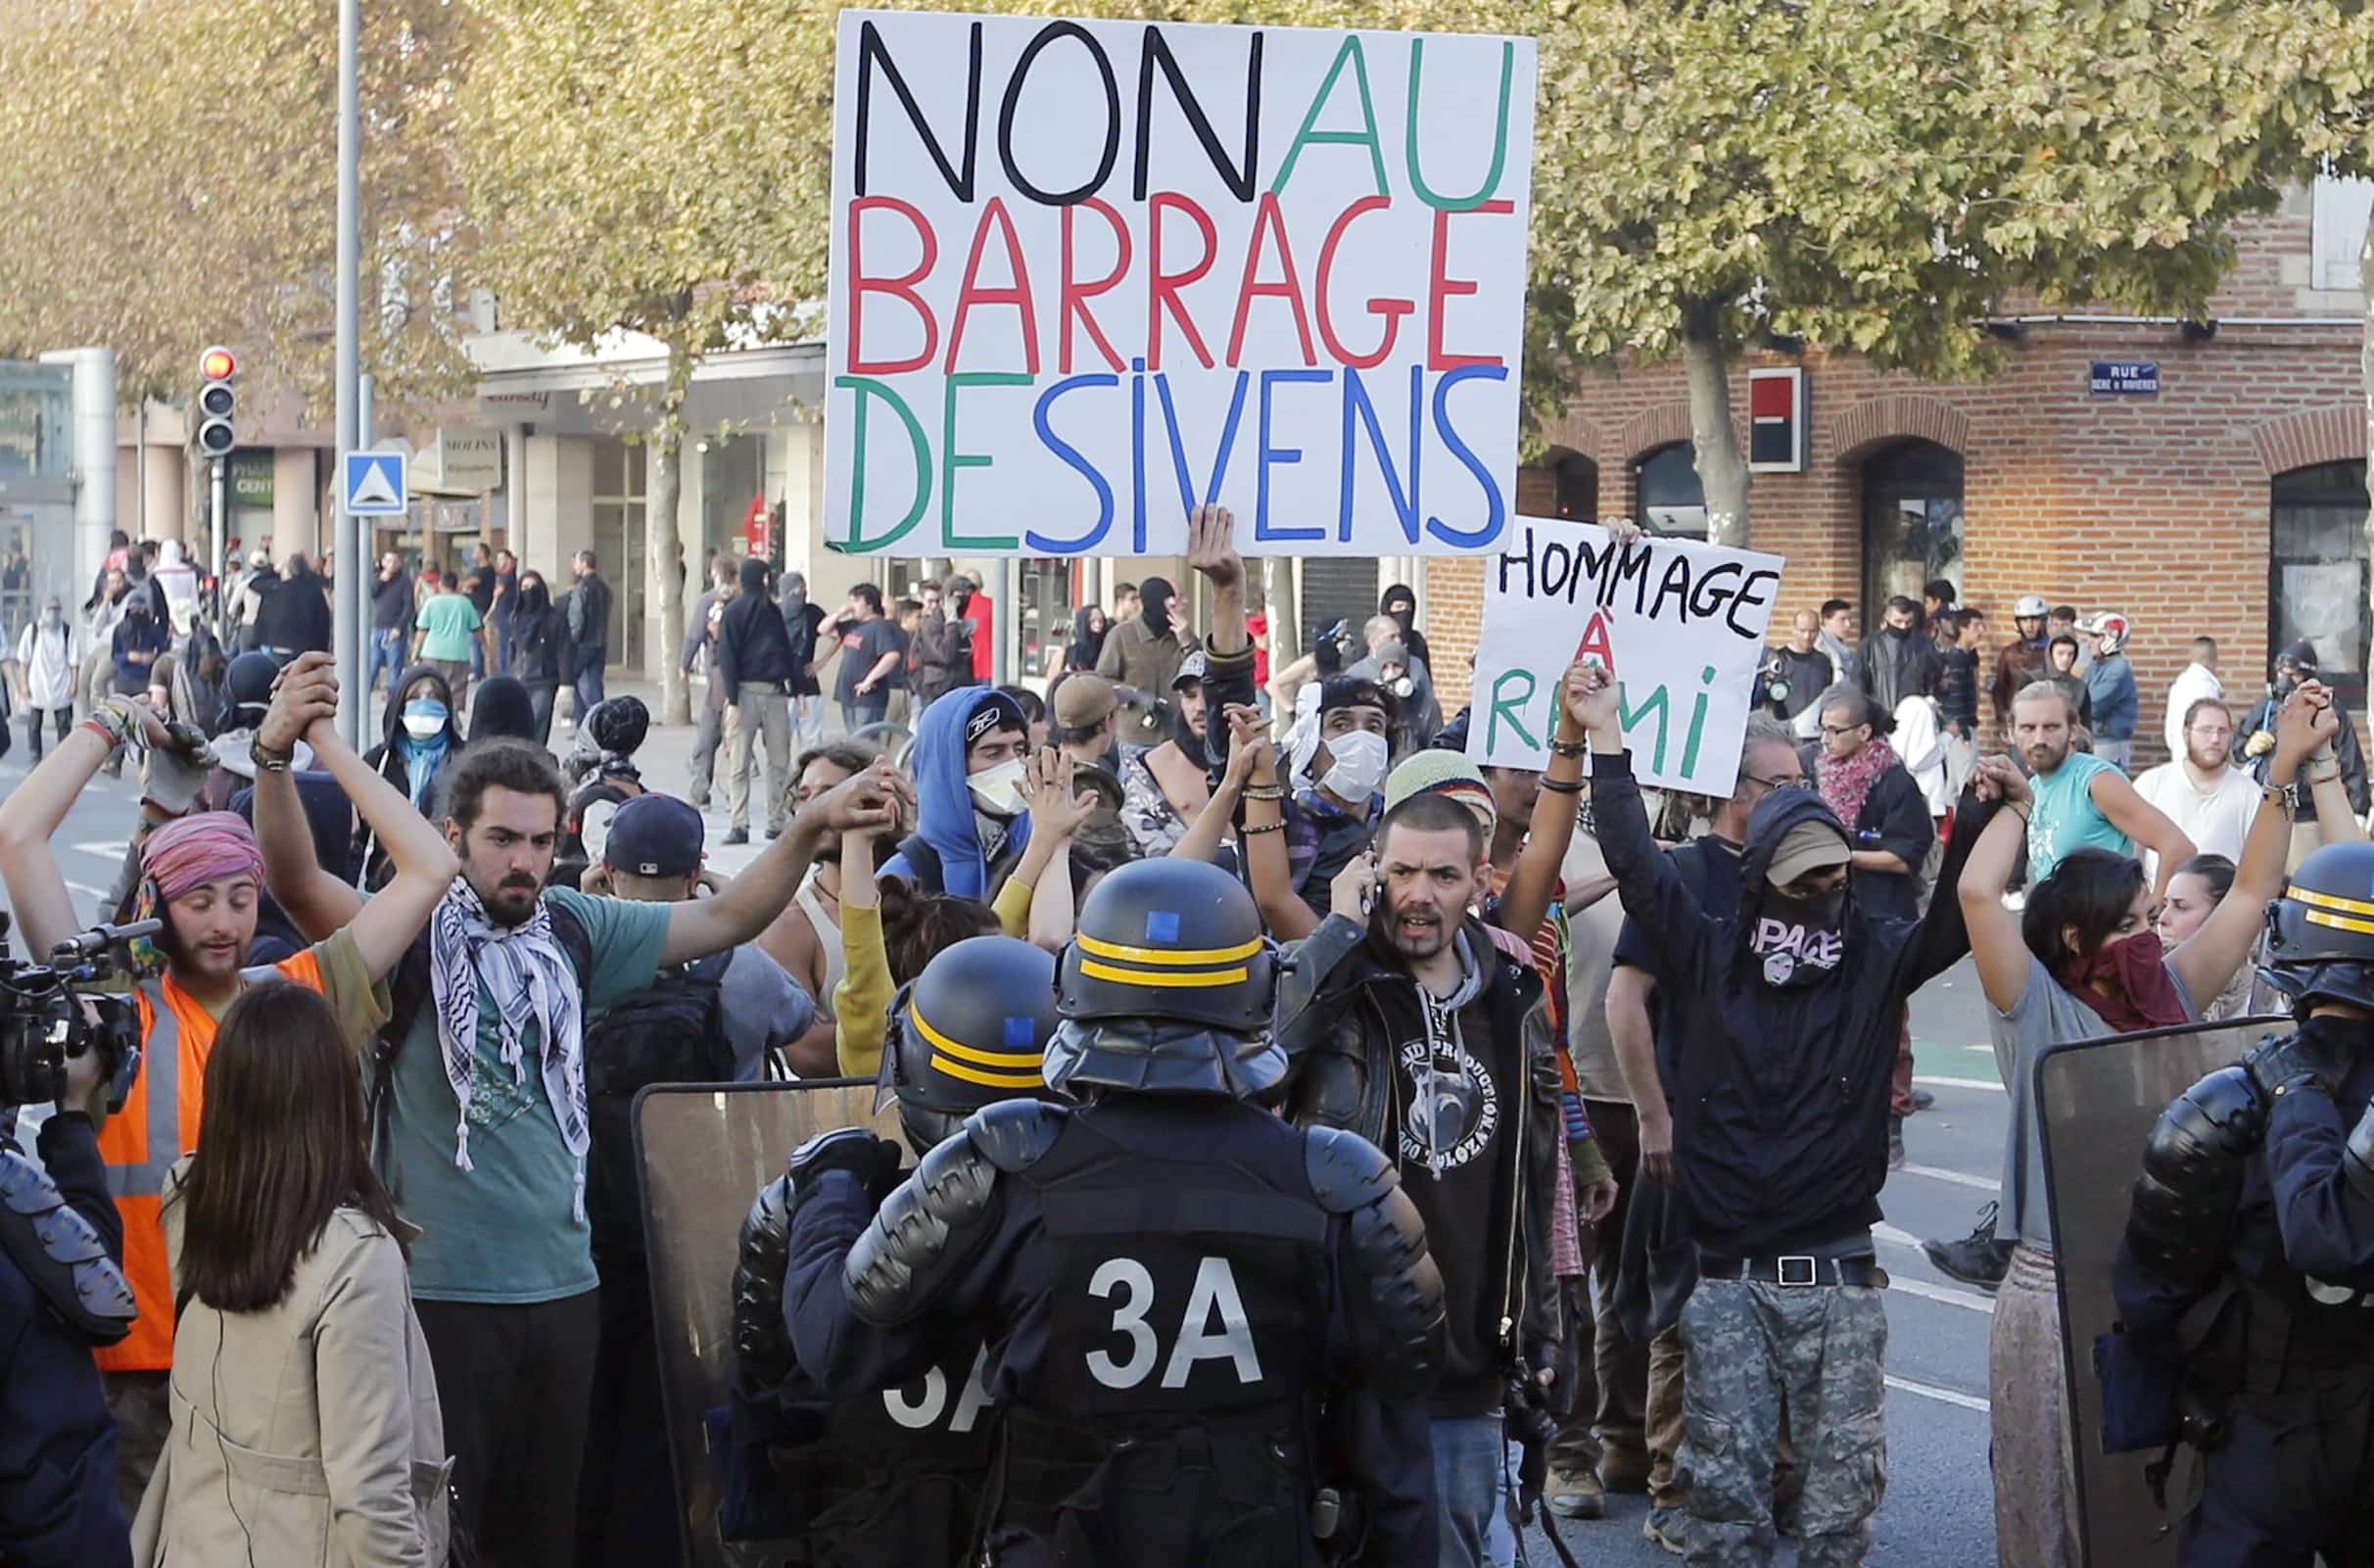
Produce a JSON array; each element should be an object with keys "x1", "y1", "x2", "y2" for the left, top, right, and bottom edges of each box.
[
  {"x1": 1306, "y1": 1124, "x2": 1400, "y2": 1212},
  {"x1": 965, "y1": 1097, "x2": 1069, "y2": 1173}
]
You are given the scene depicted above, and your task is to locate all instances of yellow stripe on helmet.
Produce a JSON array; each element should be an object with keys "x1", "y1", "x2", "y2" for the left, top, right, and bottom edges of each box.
[
  {"x1": 1077, "y1": 960, "x2": 1251, "y2": 988},
  {"x1": 930, "y1": 1055, "x2": 1047, "y2": 1089},
  {"x1": 1075, "y1": 932, "x2": 1264, "y2": 967},
  {"x1": 2302, "y1": 908, "x2": 2374, "y2": 937},
  {"x1": 2289, "y1": 885, "x2": 2374, "y2": 920},
  {"x1": 911, "y1": 1005, "x2": 1042, "y2": 1069}
]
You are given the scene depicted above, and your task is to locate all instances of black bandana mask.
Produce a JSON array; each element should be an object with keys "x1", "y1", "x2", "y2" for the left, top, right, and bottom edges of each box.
[{"x1": 1748, "y1": 890, "x2": 1846, "y2": 989}]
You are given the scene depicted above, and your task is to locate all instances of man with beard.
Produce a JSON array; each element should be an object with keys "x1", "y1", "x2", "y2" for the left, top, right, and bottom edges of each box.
[
  {"x1": 1856, "y1": 595, "x2": 1939, "y2": 713},
  {"x1": 1990, "y1": 594, "x2": 2052, "y2": 739},
  {"x1": 2133, "y1": 698, "x2": 2261, "y2": 875},
  {"x1": 758, "y1": 742, "x2": 879, "y2": 1077},
  {"x1": 255, "y1": 703, "x2": 907, "y2": 1568},
  {"x1": 0, "y1": 658, "x2": 460, "y2": 1503},
  {"x1": 1281, "y1": 707, "x2": 1591, "y2": 1565},
  {"x1": 2014, "y1": 681, "x2": 2194, "y2": 897},
  {"x1": 881, "y1": 687, "x2": 1034, "y2": 900},
  {"x1": 1119, "y1": 652, "x2": 1213, "y2": 858},
  {"x1": 1098, "y1": 573, "x2": 1199, "y2": 745},
  {"x1": 1576, "y1": 657, "x2": 1997, "y2": 1568}
]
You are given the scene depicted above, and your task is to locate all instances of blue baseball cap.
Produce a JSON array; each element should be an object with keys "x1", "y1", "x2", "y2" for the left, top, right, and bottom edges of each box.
[{"x1": 602, "y1": 792, "x2": 704, "y2": 879}]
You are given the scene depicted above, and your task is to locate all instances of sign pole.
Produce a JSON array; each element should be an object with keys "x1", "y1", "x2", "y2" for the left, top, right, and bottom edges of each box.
[
  {"x1": 357, "y1": 374, "x2": 376, "y2": 734},
  {"x1": 333, "y1": 0, "x2": 362, "y2": 749},
  {"x1": 210, "y1": 456, "x2": 227, "y2": 640}
]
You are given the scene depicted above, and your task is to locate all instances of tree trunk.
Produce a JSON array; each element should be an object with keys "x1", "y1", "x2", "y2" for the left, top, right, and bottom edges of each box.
[
  {"x1": 647, "y1": 425, "x2": 690, "y2": 724},
  {"x1": 1262, "y1": 555, "x2": 1298, "y2": 670},
  {"x1": 1680, "y1": 297, "x2": 1751, "y2": 548}
]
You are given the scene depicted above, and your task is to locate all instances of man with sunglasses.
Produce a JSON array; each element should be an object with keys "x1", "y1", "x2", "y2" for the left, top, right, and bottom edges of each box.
[{"x1": 1576, "y1": 662, "x2": 2002, "y2": 1567}]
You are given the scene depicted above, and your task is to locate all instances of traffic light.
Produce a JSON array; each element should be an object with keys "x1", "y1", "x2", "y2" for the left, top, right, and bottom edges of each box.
[{"x1": 196, "y1": 346, "x2": 237, "y2": 458}]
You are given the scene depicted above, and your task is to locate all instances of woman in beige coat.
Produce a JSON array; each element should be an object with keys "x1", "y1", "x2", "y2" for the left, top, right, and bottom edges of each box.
[{"x1": 134, "y1": 981, "x2": 450, "y2": 1568}]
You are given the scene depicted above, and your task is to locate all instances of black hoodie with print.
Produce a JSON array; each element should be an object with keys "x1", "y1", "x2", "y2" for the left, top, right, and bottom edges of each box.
[{"x1": 1591, "y1": 749, "x2": 1994, "y2": 1256}]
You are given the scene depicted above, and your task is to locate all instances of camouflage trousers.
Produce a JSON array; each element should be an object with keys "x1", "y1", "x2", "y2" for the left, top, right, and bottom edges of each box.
[{"x1": 1676, "y1": 1278, "x2": 1888, "y2": 1567}]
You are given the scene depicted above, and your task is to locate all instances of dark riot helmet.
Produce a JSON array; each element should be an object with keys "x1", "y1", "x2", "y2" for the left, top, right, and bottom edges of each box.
[
  {"x1": 2261, "y1": 840, "x2": 2374, "y2": 1018},
  {"x1": 1046, "y1": 857, "x2": 1285, "y2": 1099},
  {"x1": 880, "y1": 935, "x2": 1063, "y2": 1154}
]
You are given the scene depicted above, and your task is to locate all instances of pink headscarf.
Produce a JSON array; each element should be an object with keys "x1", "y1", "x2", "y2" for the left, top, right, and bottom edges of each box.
[{"x1": 140, "y1": 811, "x2": 264, "y2": 903}]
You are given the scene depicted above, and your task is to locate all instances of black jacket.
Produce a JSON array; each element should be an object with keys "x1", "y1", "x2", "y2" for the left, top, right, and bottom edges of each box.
[
  {"x1": 0, "y1": 1115, "x2": 132, "y2": 1568},
  {"x1": 568, "y1": 572, "x2": 612, "y2": 653},
  {"x1": 1858, "y1": 626, "x2": 1938, "y2": 712},
  {"x1": 252, "y1": 567, "x2": 334, "y2": 654},
  {"x1": 1766, "y1": 645, "x2": 1836, "y2": 726},
  {"x1": 1936, "y1": 647, "x2": 1980, "y2": 734},
  {"x1": 1798, "y1": 748, "x2": 1936, "y2": 925},
  {"x1": 509, "y1": 582, "x2": 569, "y2": 686},
  {"x1": 1278, "y1": 914, "x2": 1563, "y2": 1418},
  {"x1": 2245, "y1": 692, "x2": 2372, "y2": 814},
  {"x1": 717, "y1": 559, "x2": 796, "y2": 691},
  {"x1": 1593, "y1": 750, "x2": 1988, "y2": 1256}
]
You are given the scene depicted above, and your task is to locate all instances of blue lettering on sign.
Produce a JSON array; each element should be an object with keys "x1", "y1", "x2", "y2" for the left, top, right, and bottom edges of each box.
[{"x1": 2088, "y1": 360, "x2": 2160, "y2": 397}]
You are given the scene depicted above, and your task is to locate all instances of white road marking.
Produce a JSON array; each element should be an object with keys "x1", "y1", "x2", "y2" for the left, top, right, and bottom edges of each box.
[
  {"x1": 65, "y1": 882, "x2": 110, "y2": 901},
  {"x1": 71, "y1": 840, "x2": 128, "y2": 862},
  {"x1": 1885, "y1": 1374, "x2": 1990, "y2": 1413},
  {"x1": 1913, "y1": 1073, "x2": 2005, "y2": 1094},
  {"x1": 1965, "y1": 1042, "x2": 1995, "y2": 1053},
  {"x1": 1874, "y1": 1223, "x2": 1925, "y2": 1251},
  {"x1": 1900, "y1": 1164, "x2": 2000, "y2": 1193},
  {"x1": 1887, "y1": 1275, "x2": 1995, "y2": 1315}
]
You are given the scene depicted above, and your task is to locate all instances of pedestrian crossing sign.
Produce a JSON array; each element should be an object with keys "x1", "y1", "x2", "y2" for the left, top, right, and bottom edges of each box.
[{"x1": 343, "y1": 451, "x2": 408, "y2": 515}]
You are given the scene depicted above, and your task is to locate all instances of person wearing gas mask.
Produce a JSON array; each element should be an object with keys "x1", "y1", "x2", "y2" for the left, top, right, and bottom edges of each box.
[
  {"x1": 881, "y1": 687, "x2": 1035, "y2": 901},
  {"x1": 724, "y1": 935, "x2": 1060, "y2": 1564},
  {"x1": 779, "y1": 857, "x2": 1447, "y2": 1568},
  {"x1": 1256, "y1": 676, "x2": 1398, "y2": 928},
  {"x1": 1574, "y1": 656, "x2": 1998, "y2": 1568},
  {"x1": 1096, "y1": 573, "x2": 1199, "y2": 746},
  {"x1": 356, "y1": 663, "x2": 462, "y2": 889},
  {"x1": 2243, "y1": 641, "x2": 2370, "y2": 821},
  {"x1": 2113, "y1": 825, "x2": 2374, "y2": 1566}
]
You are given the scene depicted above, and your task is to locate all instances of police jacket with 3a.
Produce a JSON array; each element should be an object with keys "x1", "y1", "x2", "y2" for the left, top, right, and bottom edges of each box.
[
  {"x1": 1591, "y1": 751, "x2": 1987, "y2": 1257},
  {"x1": 785, "y1": 1095, "x2": 1444, "y2": 1568},
  {"x1": 0, "y1": 1113, "x2": 131, "y2": 1568},
  {"x1": 1277, "y1": 913, "x2": 1563, "y2": 1419}
]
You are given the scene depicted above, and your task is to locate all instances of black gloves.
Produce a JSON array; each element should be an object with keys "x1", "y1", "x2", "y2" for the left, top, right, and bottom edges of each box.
[{"x1": 786, "y1": 1127, "x2": 905, "y2": 1199}]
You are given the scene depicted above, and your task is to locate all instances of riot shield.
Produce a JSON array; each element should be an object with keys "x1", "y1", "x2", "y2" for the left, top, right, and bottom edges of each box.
[
  {"x1": 634, "y1": 1080, "x2": 900, "y2": 1568},
  {"x1": 2035, "y1": 1014, "x2": 2287, "y2": 1568}
]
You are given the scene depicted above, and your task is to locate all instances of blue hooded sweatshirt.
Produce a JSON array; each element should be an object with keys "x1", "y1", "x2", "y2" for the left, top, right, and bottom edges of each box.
[{"x1": 881, "y1": 687, "x2": 1031, "y2": 900}]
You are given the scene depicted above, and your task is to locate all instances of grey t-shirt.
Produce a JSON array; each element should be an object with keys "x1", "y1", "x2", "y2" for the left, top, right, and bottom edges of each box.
[
  {"x1": 1992, "y1": 952, "x2": 2196, "y2": 1248},
  {"x1": 719, "y1": 944, "x2": 817, "y2": 1081}
]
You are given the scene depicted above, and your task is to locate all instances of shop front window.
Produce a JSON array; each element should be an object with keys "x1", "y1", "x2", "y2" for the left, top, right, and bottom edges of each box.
[
  {"x1": 1634, "y1": 444, "x2": 1706, "y2": 537},
  {"x1": 1860, "y1": 441, "x2": 1964, "y2": 616},
  {"x1": 699, "y1": 433, "x2": 768, "y2": 566},
  {"x1": 2271, "y1": 459, "x2": 2370, "y2": 702}
]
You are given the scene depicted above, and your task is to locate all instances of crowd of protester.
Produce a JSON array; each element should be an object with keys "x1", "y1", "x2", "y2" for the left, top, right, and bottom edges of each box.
[{"x1": 4, "y1": 515, "x2": 2372, "y2": 1568}]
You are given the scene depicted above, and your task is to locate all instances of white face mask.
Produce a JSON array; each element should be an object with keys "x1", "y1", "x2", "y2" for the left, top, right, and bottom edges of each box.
[
  {"x1": 1319, "y1": 729, "x2": 1389, "y2": 801},
  {"x1": 969, "y1": 757, "x2": 1028, "y2": 817}
]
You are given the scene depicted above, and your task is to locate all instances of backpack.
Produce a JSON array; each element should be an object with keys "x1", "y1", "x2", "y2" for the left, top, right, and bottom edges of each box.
[{"x1": 580, "y1": 950, "x2": 736, "y2": 1268}]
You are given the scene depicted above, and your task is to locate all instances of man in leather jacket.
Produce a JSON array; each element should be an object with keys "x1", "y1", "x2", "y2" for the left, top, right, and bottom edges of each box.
[
  {"x1": 727, "y1": 934, "x2": 1061, "y2": 1565},
  {"x1": 1278, "y1": 786, "x2": 1568, "y2": 1568},
  {"x1": 2114, "y1": 838, "x2": 2374, "y2": 1564},
  {"x1": 778, "y1": 857, "x2": 1446, "y2": 1568}
]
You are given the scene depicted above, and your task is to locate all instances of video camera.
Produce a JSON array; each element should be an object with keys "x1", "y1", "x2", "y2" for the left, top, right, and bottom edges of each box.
[{"x1": 0, "y1": 910, "x2": 153, "y2": 1116}]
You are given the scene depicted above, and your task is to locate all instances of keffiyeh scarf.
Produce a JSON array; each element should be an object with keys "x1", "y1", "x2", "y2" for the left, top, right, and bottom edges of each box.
[
  {"x1": 427, "y1": 878, "x2": 590, "y2": 1216},
  {"x1": 1816, "y1": 736, "x2": 1899, "y2": 831}
]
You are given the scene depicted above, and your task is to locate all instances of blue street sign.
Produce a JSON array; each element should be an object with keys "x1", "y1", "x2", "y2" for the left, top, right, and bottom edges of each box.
[
  {"x1": 2088, "y1": 361, "x2": 2160, "y2": 397},
  {"x1": 343, "y1": 450, "x2": 408, "y2": 515}
]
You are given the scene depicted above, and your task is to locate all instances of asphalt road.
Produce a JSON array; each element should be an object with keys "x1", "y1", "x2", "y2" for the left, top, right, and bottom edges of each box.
[{"x1": 0, "y1": 727, "x2": 2012, "y2": 1568}]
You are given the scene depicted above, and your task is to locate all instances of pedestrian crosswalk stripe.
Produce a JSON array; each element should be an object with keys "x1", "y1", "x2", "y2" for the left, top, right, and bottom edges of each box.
[
  {"x1": 1885, "y1": 1374, "x2": 1990, "y2": 1413},
  {"x1": 1899, "y1": 1164, "x2": 2000, "y2": 1193},
  {"x1": 1912, "y1": 1073, "x2": 2005, "y2": 1094}
]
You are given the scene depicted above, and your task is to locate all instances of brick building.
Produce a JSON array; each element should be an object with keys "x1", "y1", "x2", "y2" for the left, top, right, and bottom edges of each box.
[{"x1": 1420, "y1": 181, "x2": 2373, "y2": 767}]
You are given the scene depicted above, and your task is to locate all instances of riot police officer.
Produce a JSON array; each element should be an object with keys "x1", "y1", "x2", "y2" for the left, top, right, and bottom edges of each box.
[
  {"x1": 2117, "y1": 838, "x2": 2374, "y2": 1563},
  {"x1": 728, "y1": 933, "x2": 1064, "y2": 1564},
  {"x1": 780, "y1": 856, "x2": 1446, "y2": 1568}
]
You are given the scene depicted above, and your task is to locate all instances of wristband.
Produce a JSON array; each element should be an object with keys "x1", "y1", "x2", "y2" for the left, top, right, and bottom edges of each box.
[
  {"x1": 1242, "y1": 784, "x2": 1286, "y2": 802},
  {"x1": 1239, "y1": 819, "x2": 1286, "y2": 835},
  {"x1": 1539, "y1": 778, "x2": 1584, "y2": 795},
  {"x1": 252, "y1": 740, "x2": 294, "y2": 774},
  {"x1": 1547, "y1": 737, "x2": 1589, "y2": 759}
]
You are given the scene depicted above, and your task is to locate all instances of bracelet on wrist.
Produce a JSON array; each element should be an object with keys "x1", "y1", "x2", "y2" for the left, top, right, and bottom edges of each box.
[
  {"x1": 1539, "y1": 777, "x2": 1584, "y2": 795},
  {"x1": 1242, "y1": 784, "x2": 1286, "y2": 802},
  {"x1": 1547, "y1": 736, "x2": 1589, "y2": 759},
  {"x1": 1239, "y1": 819, "x2": 1286, "y2": 836}
]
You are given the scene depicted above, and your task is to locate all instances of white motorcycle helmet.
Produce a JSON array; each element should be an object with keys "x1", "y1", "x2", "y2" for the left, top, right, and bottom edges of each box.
[
  {"x1": 2078, "y1": 610, "x2": 2131, "y2": 657},
  {"x1": 2014, "y1": 594, "x2": 2050, "y2": 621}
]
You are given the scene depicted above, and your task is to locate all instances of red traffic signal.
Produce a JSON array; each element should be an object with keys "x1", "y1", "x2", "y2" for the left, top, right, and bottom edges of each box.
[{"x1": 199, "y1": 346, "x2": 237, "y2": 381}]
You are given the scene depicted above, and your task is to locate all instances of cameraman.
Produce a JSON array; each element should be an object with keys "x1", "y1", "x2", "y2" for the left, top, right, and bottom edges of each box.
[
  {"x1": 3, "y1": 1034, "x2": 135, "y2": 1568},
  {"x1": 0, "y1": 673, "x2": 458, "y2": 1506}
]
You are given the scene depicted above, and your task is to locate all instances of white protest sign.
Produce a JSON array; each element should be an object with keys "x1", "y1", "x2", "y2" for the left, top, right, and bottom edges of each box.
[
  {"x1": 1467, "y1": 519, "x2": 1786, "y2": 795},
  {"x1": 826, "y1": 9, "x2": 1536, "y2": 559}
]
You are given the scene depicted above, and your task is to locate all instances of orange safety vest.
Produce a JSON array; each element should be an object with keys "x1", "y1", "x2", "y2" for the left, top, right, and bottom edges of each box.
[{"x1": 97, "y1": 949, "x2": 326, "y2": 1372}]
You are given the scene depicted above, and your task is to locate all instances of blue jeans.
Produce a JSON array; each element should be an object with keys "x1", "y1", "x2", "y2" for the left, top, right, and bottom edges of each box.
[
  {"x1": 370, "y1": 628, "x2": 408, "y2": 692},
  {"x1": 572, "y1": 646, "x2": 606, "y2": 716},
  {"x1": 1432, "y1": 1414, "x2": 1519, "y2": 1568}
]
